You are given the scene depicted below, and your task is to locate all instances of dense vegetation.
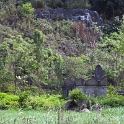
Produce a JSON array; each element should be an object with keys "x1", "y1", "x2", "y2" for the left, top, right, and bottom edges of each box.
[
  {"x1": 0, "y1": 0, "x2": 124, "y2": 114},
  {"x1": 89, "y1": 0, "x2": 124, "y2": 19},
  {"x1": 0, "y1": 87, "x2": 124, "y2": 111}
]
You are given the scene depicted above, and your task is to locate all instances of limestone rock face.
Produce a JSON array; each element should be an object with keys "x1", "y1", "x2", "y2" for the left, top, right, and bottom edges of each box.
[{"x1": 36, "y1": 8, "x2": 103, "y2": 27}]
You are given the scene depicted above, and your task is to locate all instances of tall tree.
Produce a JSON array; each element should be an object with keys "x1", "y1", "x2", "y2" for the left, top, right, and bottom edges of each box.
[
  {"x1": 1, "y1": 35, "x2": 35, "y2": 93},
  {"x1": 33, "y1": 29, "x2": 66, "y2": 88},
  {"x1": 89, "y1": 0, "x2": 124, "y2": 19}
]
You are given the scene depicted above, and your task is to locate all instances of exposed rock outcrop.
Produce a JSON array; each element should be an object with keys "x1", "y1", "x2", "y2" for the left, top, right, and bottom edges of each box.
[{"x1": 36, "y1": 8, "x2": 103, "y2": 28}]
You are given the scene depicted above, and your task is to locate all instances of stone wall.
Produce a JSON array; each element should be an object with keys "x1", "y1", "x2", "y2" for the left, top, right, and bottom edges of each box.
[
  {"x1": 77, "y1": 86, "x2": 107, "y2": 96},
  {"x1": 62, "y1": 65, "x2": 108, "y2": 98}
]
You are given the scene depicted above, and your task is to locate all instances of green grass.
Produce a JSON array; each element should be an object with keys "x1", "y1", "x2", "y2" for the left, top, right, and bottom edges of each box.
[{"x1": 0, "y1": 107, "x2": 124, "y2": 124}]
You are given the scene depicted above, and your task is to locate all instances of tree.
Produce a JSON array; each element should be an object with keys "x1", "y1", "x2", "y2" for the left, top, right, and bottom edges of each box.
[
  {"x1": 20, "y1": 2, "x2": 35, "y2": 30},
  {"x1": 0, "y1": 42, "x2": 12, "y2": 91},
  {"x1": 89, "y1": 0, "x2": 124, "y2": 19},
  {"x1": 2, "y1": 35, "x2": 35, "y2": 93},
  {"x1": 97, "y1": 17, "x2": 124, "y2": 86},
  {"x1": 0, "y1": 28, "x2": 67, "y2": 92},
  {"x1": 33, "y1": 29, "x2": 66, "y2": 88},
  {"x1": 21, "y1": 2, "x2": 34, "y2": 17}
]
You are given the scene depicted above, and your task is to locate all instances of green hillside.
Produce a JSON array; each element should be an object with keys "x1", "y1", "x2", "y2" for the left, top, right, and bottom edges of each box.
[{"x1": 0, "y1": 0, "x2": 124, "y2": 94}]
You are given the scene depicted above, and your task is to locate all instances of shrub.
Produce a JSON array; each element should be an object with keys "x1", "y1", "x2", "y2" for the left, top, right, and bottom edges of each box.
[
  {"x1": 87, "y1": 95, "x2": 99, "y2": 109},
  {"x1": 107, "y1": 85, "x2": 117, "y2": 95},
  {"x1": 99, "y1": 95, "x2": 124, "y2": 107},
  {"x1": 18, "y1": 91, "x2": 30, "y2": 108},
  {"x1": 72, "y1": 22, "x2": 98, "y2": 46},
  {"x1": 0, "y1": 92, "x2": 19, "y2": 109},
  {"x1": 27, "y1": 96, "x2": 44, "y2": 110},
  {"x1": 27, "y1": 94, "x2": 66, "y2": 110},
  {"x1": 0, "y1": 93, "x2": 66, "y2": 110},
  {"x1": 69, "y1": 88, "x2": 87, "y2": 102},
  {"x1": 103, "y1": 18, "x2": 122, "y2": 35},
  {"x1": 21, "y1": 2, "x2": 35, "y2": 17}
]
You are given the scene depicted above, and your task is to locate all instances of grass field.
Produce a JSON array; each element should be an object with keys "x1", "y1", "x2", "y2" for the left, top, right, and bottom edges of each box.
[{"x1": 0, "y1": 107, "x2": 124, "y2": 124}]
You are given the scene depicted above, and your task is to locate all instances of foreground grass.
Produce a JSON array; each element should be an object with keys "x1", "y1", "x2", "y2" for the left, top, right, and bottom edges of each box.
[{"x1": 0, "y1": 107, "x2": 124, "y2": 124}]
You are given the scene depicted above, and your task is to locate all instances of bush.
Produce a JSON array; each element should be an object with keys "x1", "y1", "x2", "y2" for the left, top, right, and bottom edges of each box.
[
  {"x1": 21, "y1": 2, "x2": 35, "y2": 17},
  {"x1": 69, "y1": 88, "x2": 87, "y2": 102},
  {"x1": 18, "y1": 91, "x2": 30, "y2": 108},
  {"x1": 27, "y1": 94, "x2": 66, "y2": 110},
  {"x1": 99, "y1": 95, "x2": 124, "y2": 107},
  {"x1": 98, "y1": 86, "x2": 124, "y2": 107},
  {"x1": 107, "y1": 85, "x2": 117, "y2": 95},
  {"x1": 103, "y1": 18, "x2": 122, "y2": 35},
  {"x1": 87, "y1": 95, "x2": 99, "y2": 109},
  {"x1": 72, "y1": 22, "x2": 98, "y2": 44},
  {"x1": 0, "y1": 92, "x2": 66, "y2": 110},
  {"x1": 0, "y1": 92, "x2": 19, "y2": 109}
]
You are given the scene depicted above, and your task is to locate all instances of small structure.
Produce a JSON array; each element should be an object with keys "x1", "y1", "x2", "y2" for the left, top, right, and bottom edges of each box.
[{"x1": 62, "y1": 65, "x2": 108, "y2": 98}]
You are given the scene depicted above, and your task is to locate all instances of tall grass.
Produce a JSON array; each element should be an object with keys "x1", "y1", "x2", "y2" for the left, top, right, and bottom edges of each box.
[{"x1": 0, "y1": 107, "x2": 124, "y2": 124}]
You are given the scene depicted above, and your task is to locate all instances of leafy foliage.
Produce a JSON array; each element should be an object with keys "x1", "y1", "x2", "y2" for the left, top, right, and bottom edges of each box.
[
  {"x1": 0, "y1": 92, "x2": 19, "y2": 109},
  {"x1": 103, "y1": 17, "x2": 122, "y2": 35},
  {"x1": 0, "y1": 28, "x2": 66, "y2": 92},
  {"x1": 28, "y1": 94, "x2": 65, "y2": 110},
  {"x1": 18, "y1": 91, "x2": 29, "y2": 108},
  {"x1": 21, "y1": 2, "x2": 34, "y2": 17},
  {"x1": 64, "y1": 55, "x2": 90, "y2": 79},
  {"x1": 99, "y1": 95, "x2": 124, "y2": 107},
  {"x1": 0, "y1": 92, "x2": 65, "y2": 110},
  {"x1": 69, "y1": 88, "x2": 87, "y2": 102}
]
